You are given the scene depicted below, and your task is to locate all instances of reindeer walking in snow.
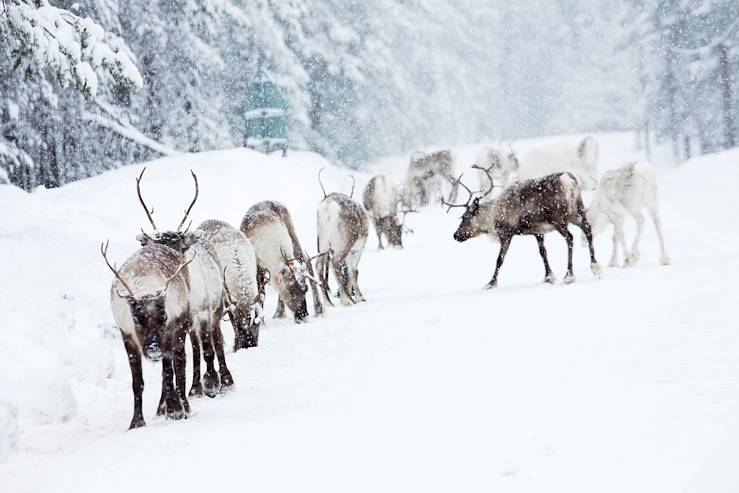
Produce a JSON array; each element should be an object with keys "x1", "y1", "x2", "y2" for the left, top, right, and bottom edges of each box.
[
  {"x1": 316, "y1": 168, "x2": 369, "y2": 305},
  {"x1": 445, "y1": 165, "x2": 601, "y2": 288},
  {"x1": 405, "y1": 150, "x2": 460, "y2": 207},
  {"x1": 104, "y1": 240, "x2": 193, "y2": 429},
  {"x1": 583, "y1": 161, "x2": 670, "y2": 267}
]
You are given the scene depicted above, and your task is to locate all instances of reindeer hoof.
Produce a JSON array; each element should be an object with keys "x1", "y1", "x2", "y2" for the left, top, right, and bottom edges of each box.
[
  {"x1": 220, "y1": 371, "x2": 234, "y2": 391},
  {"x1": 128, "y1": 417, "x2": 146, "y2": 430},
  {"x1": 189, "y1": 382, "x2": 203, "y2": 398},
  {"x1": 624, "y1": 254, "x2": 639, "y2": 267},
  {"x1": 484, "y1": 282, "x2": 497, "y2": 290},
  {"x1": 203, "y1": 370, "x2": 220, "y2": 398},
  {"x1": 544, "y1": 274, "x2": 557, "y2": 284},
  {"x1": 591, "y1": 262, "x2": 603, "y2": 278},
  {"x1": 564, "y1": 273, "x2": 576, "y2": 284},
  {"x1": 609, "y1": 259, "x2": 619, "y2": 268},
  {"x1": 660, "y1": 254, "x2": 671, "y2": 266}
]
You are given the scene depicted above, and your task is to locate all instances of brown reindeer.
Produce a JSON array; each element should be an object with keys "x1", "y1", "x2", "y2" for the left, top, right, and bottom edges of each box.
[
  {"x1": 444, "y1": 165, "x2": 602, "y2": 288},
  {"x1": 103, "y1": 240, "x2": 193, "y2": 429},
  {"x1": 135, "y1": 170, "x2": 233, "y2": 398}
]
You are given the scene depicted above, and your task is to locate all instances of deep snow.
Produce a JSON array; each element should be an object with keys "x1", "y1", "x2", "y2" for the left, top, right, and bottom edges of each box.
[{"x1": 1, "y1": 133, "x2": 739, "y2": 492}]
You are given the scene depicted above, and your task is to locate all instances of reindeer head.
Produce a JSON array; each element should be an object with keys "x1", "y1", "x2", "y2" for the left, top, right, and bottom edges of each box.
[
  {"x1": 133, "y1": 168, "x2": 201, "y2": 254},
  {"x1": 222, "y1": 267, "x2": 260, "y2": 348},
  {"x1": 442, "y1": 165, "x2": 496, "y2": 243},
  {"x1": 102, "y1": 240, "x2": 192, "y2": 361},
  {"x1": 274, "y1": 249, "x2": 312, "y2": 323}
]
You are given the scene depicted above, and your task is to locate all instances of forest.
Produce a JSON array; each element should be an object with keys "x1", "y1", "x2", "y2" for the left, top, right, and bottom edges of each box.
[{"x1": 0, "y1": 0, "x2": 737, "y2": 191}]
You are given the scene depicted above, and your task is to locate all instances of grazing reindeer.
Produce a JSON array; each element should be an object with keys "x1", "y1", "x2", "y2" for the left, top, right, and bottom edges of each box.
[
  {"x1": 583, "y1": 161, "x2": 670, "y2": 267},
  {"x1": 197, "y1": 219, "x2": 263, "y2": 351},
  {"x1": 103, "y1": 241, "x2": 193, "y2": 429},
  {"x1": 405, "y1": 150, "x2": 459, "y2": 207},
  {"x1": 240, "y1": 201, "x2": 324, "y2": 323},
  {"x1": 444, "y1": 165, "x2": 601, "y2": 288},
  {"x1": 135, "y1": 170, "x2": 233, "y2": 398},
  {"x1": 474, "y1": 144, "x2": 519, "y2": 190},
  {"x1": 362, "y1": 175, "x2": 408, "y2": 249},
  {"x1": 518, "y1": 136, "x2": 599, "y2": 190},
  {"x1": 317, "y1": 169, "x2": 369, "y2": 305}
]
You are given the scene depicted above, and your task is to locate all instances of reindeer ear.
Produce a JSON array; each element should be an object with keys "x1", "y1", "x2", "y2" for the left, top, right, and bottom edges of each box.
[
  {"x1": 182, "y1": 232, "x2": 199, "y2": 249},
  {"x1": 274, "y1": 271, "x2": 283, "y2": 287},
  {"x1": 136, "y1": 233, "x2": 150, "y2": 246}
]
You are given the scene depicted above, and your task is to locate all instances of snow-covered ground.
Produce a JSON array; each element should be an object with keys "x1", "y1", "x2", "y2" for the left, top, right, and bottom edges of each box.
[{"x1": 1, "y1": 132, "x2": 738, "y2": 492}]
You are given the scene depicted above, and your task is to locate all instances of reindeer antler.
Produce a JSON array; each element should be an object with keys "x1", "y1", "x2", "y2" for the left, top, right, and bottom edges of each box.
[
  {"x1": 177, "y1": 170, "x2": 199, "y2": 232},
  {"x1": 348, "y1": 175, "x2": 356, "y2": 198},
  {"x1": 101, "y1": 240, "x2": 135, "y2": 298},
  {"x1": 472, "y1": 164, "x2": 496, "y2": 197},
  {"x1": 222, "y1": 266, "x2": 234, "y2": 305},
  {"x1": 163, "y1": 251, "x2": 196, "y2": 292},
  {"x1": 440, "y1": 173, "x2": 475, "y2": 212},
  {"x1": 136, "y1": 168, "x2": 157, "y2": 231},
  {"x1": 280, "y1": 247, "x2": 297, "y2": 275},
  {"x1": 318, "y1": 167, "x2": 327, "y2": 198}
]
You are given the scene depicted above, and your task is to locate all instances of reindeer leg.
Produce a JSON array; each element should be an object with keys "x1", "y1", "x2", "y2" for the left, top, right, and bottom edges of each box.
[
  {"x1": 199, "y1": 320, "x2": 220, "y2": 398},
  {"x1": 575, "y1": 205, "x2": 602, "y2": 278},
  {"x1": 555, "y1": 225, "x2": 576, "y2": 284},
  {"x1": 648, "y1": 203, "x2": 670, "y2": 265},
  {"x1": 273, "y1": 296, "x2": 287, "y2": 319},
  {"x1": 161, "y1": 339, "x2": 185, "y2": 420},
  {"x1": 213, "y1": 313, "x2": 234, "y2": 391},
  {"x1": 188, "y1": 327, "x2": 203, "y2": 397},
  {"x1": 173, "y1": 320, "x2": 190, "y2": 416},
  {"x1": 375, "y1": 218, "x2": 384, "y2": 250},
  {"x1": 609, "y1": 226, "x2": 620, "y2": 267},
  {"x1": 333, "y1": 261, "x2": 354, "y2": 305},
  {"x1": 486, "y1": 235, "x2": 511, "y2": 289},
  {"x1": 535, "y1": 234, "x2": 556, "y2": 284},
  {"x1": 626, "y1": 212, "x2": 644, "y2": 266},
  {"x1": 351, "y1": 267, "x2": 366, "y2": 302},
  {"x1": 122, "y1": 333, "x2": 145, "y2": 430}
]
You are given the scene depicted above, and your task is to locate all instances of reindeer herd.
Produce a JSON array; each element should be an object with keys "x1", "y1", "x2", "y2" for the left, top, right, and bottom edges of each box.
[{"x1": 103, "y1": 136, "x2": 671, "y2": 429}]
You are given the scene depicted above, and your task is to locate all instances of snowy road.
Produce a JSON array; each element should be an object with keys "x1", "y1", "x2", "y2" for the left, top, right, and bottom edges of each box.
[{"x1": 1, "y1": 134, "x2": 738, "y2": 492}]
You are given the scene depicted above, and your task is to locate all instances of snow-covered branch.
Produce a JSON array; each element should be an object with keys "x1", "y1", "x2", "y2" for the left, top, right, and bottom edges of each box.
[{"x1": 2, "y1": 0, "x2": 143, "y2": 99}]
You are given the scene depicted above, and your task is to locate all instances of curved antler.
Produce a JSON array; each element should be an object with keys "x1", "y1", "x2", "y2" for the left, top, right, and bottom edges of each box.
[
  {"x1": 163, "y1": 251, "x2": 196, "y2": 292},
  {"x1": 177, "y1": 170, "x2": 199, "y2": 232},
  {"x1": 472, "y1": 164, "x2": 496, "y2": 197},
  {"x1": 136, "y1": 168, "x2": 157, "y2": 231},
  {"x1": 222, "y1": 266, "x2": 234, "y2": 305},
  {"x1": 280, "y1": 247, "x2": 296, "y2": 275},
  {"x1": 101, "y1": 240, "x2": 135, "y2": 298},
  {"x1": 318, "y1": 167, "x2": 327, "y2": 199},
  {"x1": 440, "y1": 173, "x2": 476, "y2": 212},
  {"x1": 348, "y1": 175, "x2": 355, "y2": 198}
]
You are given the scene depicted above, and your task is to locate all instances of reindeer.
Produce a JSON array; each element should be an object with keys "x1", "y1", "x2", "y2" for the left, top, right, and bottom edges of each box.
[
  {"x1": 135, "y1": 170, "x2": 233, "y2": 398},
  {"x1": 316, "y1": 169, "x2": 369, "y2": 305},
  {"x1": 444, "y1": 165, "x2": 602, "y2": 288},
  {"x1": 474, "y1": 143, "x2": 519, "y2": 190},
  {"x1": 583, "y1": 161, "x2": 670, "y2": 267},
  {"x1": 240, "y1": 201, "x2": 324, "y2": 323},
  {"x1": 197, "y1": 219, "x2": 263, "y2": 351},
  {"x1": 517, "y1": 136, "x2": 599, "y2": 190},
  {"x1": 103, "y1": 241, "x2": 193, "y2": 429},
  {"x1": 405, "y1": 150, "x2": 459, "y2": 207},
  {"x1": 362, "y1": 175, "x2": 413, "y2": 249}
]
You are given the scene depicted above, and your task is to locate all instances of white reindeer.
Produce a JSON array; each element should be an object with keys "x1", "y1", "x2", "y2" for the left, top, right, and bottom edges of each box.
[
  {"x1": 518, "y1": 136, "x2": 599, "y2": 190},
  {"x1": 584, "y1": 161, "x2": 670, "y2": 267},
  {"x1": 474, "y1": 145, "x2": 519, "y2": 190}
]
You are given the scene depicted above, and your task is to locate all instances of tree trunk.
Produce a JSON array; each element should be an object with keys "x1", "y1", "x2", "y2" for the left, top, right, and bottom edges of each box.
[{"x1": 716, "y1": 43, "x2": 736, "y2": 149}]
